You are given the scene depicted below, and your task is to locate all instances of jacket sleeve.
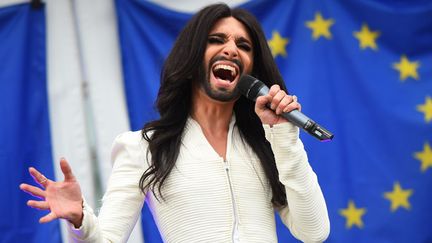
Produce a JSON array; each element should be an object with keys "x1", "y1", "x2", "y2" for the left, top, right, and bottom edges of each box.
[
  {"x1": 66, "y1": 131, "x2": 148, "y2": 243},
  {"x1": 263, "y1": 123, "x2": 330, "y2": 243}
]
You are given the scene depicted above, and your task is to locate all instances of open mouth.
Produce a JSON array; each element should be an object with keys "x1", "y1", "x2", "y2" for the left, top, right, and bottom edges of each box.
[{"x1": 212, "y1": 64, "x2": 238, "y2": 83}]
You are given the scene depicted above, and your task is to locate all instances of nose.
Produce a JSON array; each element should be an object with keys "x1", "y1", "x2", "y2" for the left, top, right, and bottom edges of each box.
[{"x1": 222, "y1": 40, "x2": 239, "y2": 59}]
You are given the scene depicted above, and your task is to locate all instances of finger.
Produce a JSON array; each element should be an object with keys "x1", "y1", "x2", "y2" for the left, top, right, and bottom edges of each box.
[
  {"x1": 29, "y1": 167, "x2": 49, "y2": 188},
  {"x1": 20, "y1": 183, "x2": 46, "y2": 199},
  {"x1": 255, "y1": 95, "x2": 271, "y2": 113},
  {"x1": 283, "y1": 100, "x2": 301, "y2": 113},
  {"x1": 60, "y1": 158, "x2": 75, "y2": 182},
  {"x1": 27, "y1": 200, "x2": 50, "y2": 210},
  {"x1": 271, "y1": 90, "x2": 292, "y2": 115},
  {"x1": 276, "y1": 95, "x2": 294, "y2": 115},
  {"x1": 39, "y1": 211, "x2": 58, "y2": 224},
  {"x1": 281, "y1": 95, "x2": 299, "y2": 113},
  {"x1": 269, "y1": 91, "x2": 285, "y2": 111},
  {"x1": 268, "y1": 84, "x2": 280, "y2": 97}
]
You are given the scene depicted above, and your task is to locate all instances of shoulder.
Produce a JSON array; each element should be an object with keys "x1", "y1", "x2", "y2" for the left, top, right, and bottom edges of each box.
[
  {"x1": 111, "y1": 130, "x2": 149, "y2": 168},
  {"x1": 112, "y1": 130, "x2": 147, "y2": 149}
]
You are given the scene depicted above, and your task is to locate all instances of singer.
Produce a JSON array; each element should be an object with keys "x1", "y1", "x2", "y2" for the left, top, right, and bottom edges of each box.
[{"x1": 20, "y1": 3, "x2": 330, "y2": 242}]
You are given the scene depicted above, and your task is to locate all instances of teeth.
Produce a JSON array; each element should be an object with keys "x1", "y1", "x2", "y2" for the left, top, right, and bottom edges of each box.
[{"x1": 214, "y1": 64, "x2": 237, "y2": 77}]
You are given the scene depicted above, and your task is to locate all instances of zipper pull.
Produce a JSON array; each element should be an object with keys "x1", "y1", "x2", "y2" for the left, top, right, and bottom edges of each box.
[{"x1": 224, "y1": 161, "x2": 230, "y2": 171}]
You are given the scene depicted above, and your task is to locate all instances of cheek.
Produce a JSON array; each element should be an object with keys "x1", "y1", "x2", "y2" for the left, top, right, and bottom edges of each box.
[
  {"x1": 242, "y1": 53, "x2": 254, "y2": 73},
  {"x1": 204, "y1": 47, "x2": 218, "y2": 70},
  {"x1": 203, "y1": 52, "x2": 210, "y2": 69}
]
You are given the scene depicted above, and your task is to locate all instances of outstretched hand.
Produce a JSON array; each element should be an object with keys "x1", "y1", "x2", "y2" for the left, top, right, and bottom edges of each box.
[
  {"x1": 255, "y1": 84, "x2": 301, "y2": 126},
  {"x1": 20, "y1": 158, "x2": 84, "y2": 228}
]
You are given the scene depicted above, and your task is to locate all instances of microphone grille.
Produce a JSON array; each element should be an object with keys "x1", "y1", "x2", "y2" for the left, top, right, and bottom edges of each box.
[{"x1": 238, "y1": 75, "x2": 258, "y2": 96}]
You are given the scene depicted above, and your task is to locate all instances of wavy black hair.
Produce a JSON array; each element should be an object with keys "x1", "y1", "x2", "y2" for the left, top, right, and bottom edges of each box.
[{"x1": 140, "y1": 3, "x2": 288, "y2": 207}]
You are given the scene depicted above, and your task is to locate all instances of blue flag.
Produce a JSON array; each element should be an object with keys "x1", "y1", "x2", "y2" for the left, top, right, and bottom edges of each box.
[
  {"x1": 0, "y1": 3, "x2": 61, "y2": 243},
  {"x1": 116, "y1": 0, "x2": 432, "y2": 242}
]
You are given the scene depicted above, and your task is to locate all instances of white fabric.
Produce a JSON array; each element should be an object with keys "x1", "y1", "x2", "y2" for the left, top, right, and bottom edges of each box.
[
  {"x1": 0, "y1": 0, "x2": 29, "y2": 8},
  {"x1": 67, "y1": 116, "x2": 329, "y2": 243},
  {"x1": 148, "y1": 0, "x2": 249, "y2": 13},
  {"x1": 263, "y1": 124, "x2": 331, "y2": 242},
  {"x1": 72, "y1": 0, "x2": 130, "y2": 189},
  {"x1": 46, "y1": 0, "x2": 95, "y2": 242}
]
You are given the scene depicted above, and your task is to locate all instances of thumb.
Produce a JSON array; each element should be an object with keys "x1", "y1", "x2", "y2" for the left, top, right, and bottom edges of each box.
[
  {"x1": 255, "y1": 95, "x2": 270, "y2": 113},
  {"x1": 60, "y1": 158, "x2": 76, "y2": 182}
]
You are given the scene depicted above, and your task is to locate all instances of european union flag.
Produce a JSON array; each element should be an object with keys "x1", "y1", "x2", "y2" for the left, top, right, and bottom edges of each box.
[{"x1": 116, "y1": 0, "x2": 432, "y2": 242}]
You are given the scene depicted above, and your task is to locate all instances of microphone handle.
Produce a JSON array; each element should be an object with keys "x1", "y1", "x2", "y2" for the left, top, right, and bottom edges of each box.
[
  {"x1": 281, "y1": 110, "x2": 334, "y2": 142},
  {"x1": 255, "y1": 85, "x2": 334, "y2": 141}
]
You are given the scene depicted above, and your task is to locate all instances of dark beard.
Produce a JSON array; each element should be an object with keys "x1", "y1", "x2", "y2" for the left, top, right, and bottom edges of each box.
[{"x1": 199, "y1": 56, "x2": 244, "y2": 102}]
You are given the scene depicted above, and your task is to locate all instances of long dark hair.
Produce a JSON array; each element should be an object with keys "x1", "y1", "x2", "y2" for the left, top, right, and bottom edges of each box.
[{"x1": 140, "y1": 3, "x2": 288, "y2": 207}]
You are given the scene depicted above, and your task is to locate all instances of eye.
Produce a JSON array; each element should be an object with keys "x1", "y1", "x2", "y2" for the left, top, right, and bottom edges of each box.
[
  {"x1": 208, "y1": 36, "x2": 224, "y2": 44},
  {"x1": 238, "y1": 43, "x2": 252, "y2": 52}
]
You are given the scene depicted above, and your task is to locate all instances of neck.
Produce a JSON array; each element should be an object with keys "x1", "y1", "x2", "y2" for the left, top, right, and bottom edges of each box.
[{"x1": 191, "y1": 87, "x2": 235, "y2": 135}]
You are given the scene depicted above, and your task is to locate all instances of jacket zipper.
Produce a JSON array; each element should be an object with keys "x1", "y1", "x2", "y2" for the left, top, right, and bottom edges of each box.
[{"x1": 224, "y1": 160, "x2": 240, "y2": 243}]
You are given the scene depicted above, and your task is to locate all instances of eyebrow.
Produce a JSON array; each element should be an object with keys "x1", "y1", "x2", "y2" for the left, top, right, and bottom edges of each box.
[{"x1": 209, "y1": 32, "x2": 252, "y2": 45}]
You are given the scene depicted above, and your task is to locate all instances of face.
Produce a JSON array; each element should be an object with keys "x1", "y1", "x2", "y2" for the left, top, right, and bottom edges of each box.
[{"x1": 199, "y1": 17, "x2": 254, "y2": 102}]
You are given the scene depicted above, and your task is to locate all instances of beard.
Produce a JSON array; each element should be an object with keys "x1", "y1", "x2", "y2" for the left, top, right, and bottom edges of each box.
[{"x1": 198, "y1": 56, "x2": 244, "y2": 102}]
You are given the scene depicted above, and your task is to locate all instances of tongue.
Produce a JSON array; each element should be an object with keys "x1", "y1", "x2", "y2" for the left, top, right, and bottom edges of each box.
[{"x1": 214, "y1": 69, "x2": 233, "y2": 82}]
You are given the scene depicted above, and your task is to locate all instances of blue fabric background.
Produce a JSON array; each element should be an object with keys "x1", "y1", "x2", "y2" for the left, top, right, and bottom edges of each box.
[
  {"x1": 0, "y1": 3, "x2": 61, "y2": 243},
  {"x1": 116, "y1": 0, "x2": 432, "y2": 242}
]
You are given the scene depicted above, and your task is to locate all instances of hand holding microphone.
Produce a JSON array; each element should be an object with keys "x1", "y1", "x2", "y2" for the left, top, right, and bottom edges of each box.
[
  {"x1": 238, "y1": 75, "x2": 334, "y2": 142},
  {"x1": 255, "y1": 84, "x2": 300, "y2": 126}
]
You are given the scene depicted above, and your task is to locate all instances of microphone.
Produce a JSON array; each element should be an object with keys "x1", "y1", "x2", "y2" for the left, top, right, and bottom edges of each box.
[{"x1": 238, "y1": 75, "x2": 334, "y2": 142}]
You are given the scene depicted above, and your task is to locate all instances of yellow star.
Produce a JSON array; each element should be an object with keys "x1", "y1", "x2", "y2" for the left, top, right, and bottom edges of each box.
[
  {"x1": 414, "y1": 142, "x2": 432, "y2": 172},
  {"x1": 306, "y1": 12, "x2": 335, "y2": 40},
  {"x1": 417, "y1": 96, "x2": 432, "y2": 123},
  {"x1": 353, "y1": 24, "x2": 380, "y2": 50},
  {"x1": 383, "y1": 182, "x2": 413, "y2": 212},
  {"x1": 392, "y1": 55, "x2": 420, "y2": 81},
  {"x1": 267, "y1": 31, "x2": 289, "y2": 58},
  {"x1": 339, "y1": 200, "x2": 366, "y2": 229}
]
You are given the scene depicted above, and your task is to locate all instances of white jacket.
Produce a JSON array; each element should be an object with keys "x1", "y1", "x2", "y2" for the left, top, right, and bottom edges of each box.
[{"x1": 67, "y1": 116, "x2": 330, "y2": 242}]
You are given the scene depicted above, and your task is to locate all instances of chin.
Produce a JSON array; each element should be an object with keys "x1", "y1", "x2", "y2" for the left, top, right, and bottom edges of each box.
[{"x1": 204, "y1": 84, "x2": 240, "y2": 103}]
